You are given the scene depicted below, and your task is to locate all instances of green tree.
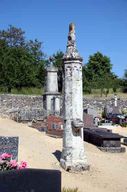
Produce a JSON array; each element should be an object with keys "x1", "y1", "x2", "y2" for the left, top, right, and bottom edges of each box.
[
  {"x1": 82, "y1": 65, "x2": 93, "y2": 94},
  {"x1": 122, "y1": 69, "x2": 127, "y2": 93},
  {"x1": 14, "y1": 47, "x2": 38, "y2": 89},
  {"x1": 0, "y1": 40, "x2": 15, "y2": 92},
  {"x1": 36, "y1": 60, "x2": 48, "y2": 87},
  {"x1": 0, "y1": 25, "x2": 25, "y2": 47},
  {"x1": 0, "y1": 44, "x2": 37, "y2": 92},
  {"x1": 84, "y1": 52, "x2": 118, "y2": 96},
  {"x1": 52, "y1": 51, "x2": 64, "y2": 92},
  {"x1": 25, "y1": 39, "x2": 45, "y2": 64},
  {"x1": 0, "y1": 26, "x2": 46, "y2": 92},
  {"x1": 25, "y1": 39, "x2": 47, "y2": 87}
]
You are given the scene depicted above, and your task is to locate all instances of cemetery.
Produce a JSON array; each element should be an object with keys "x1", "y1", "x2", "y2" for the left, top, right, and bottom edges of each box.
[{"x1": 0, "y1": 23, "x2": 127, "y2": 192}]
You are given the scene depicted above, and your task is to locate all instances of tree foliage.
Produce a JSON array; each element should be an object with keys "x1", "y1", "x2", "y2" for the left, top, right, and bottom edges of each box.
[
  {"x1": 122, "y1": 69, "x2": 127, "y2": 93},
  {"x1": 0, "y1": 25, "x2": 25, "y2": 47},
  {"x1": 52, "y1": 51, "x2": 64, "y2": 92},
  {"x1": 0, "y1": 26, "x2": 46, "y2": 92},
  {"x1": 83, "y1": 52, "x2": 119, "y2": 96},
  {"x1": 0, "y1": 26, "x2": 125, "y2": 95}
]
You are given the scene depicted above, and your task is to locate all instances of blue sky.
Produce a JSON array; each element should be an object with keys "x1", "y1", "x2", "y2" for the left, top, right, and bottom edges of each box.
[{"x1": 0, "y1": 0, "x2": 127, "y2": 78}]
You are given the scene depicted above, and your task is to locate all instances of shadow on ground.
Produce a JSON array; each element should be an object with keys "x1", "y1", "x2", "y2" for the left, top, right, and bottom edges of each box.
[{"x1": 52, "y1": 150, "x2": 62, "y2": 162}]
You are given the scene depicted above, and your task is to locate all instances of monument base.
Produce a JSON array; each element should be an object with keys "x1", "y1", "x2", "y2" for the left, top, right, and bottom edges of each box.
[{"x1": 60, "y1": 159, "x2": 90, "y2": 172}]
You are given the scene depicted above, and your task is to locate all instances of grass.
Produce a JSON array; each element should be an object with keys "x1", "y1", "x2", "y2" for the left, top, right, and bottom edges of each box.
[
  {"x1": 62, "y1": 187, "x2": 79, "y2": 192},
  {"x1": 0, "y1": 87, "x2": 44, "y2": 95},
  {"x1": 0, "y1": 87, "x2": 126, "y2": 99},
  {"x1": 84, "y1": 88, "x2": 127, "y2": 99}
]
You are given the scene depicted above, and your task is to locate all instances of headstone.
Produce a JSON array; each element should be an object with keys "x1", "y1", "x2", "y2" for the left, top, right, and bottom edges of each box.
[
  {"x1": 60, "y1": 23, "x2": 89, "y2": 172},
  {"x1": 0, "y1": 169, "x2": 61, "y2": 192},
  {"x1": 46, "y1": 115, "x2": 63, "y2": 138},
  {"x1": 0, "y1": 137, "x2": 18, "y2": 160},
  {"x1": 84, "y1": 107, "x2": 98, "y2": 118},
  {"x1": 83, "y1": 113, "x2": 95, "y2": 128}
]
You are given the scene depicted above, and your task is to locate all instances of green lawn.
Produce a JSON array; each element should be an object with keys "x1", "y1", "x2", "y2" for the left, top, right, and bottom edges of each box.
[
  {"x1": 0, "y1": 87, "x2": 44, "y2": 95},
  {"x1": 83, "y1": 88, "x2": 127, "y2": 99},
  {"x1": 0, "y1": 87, "x2": 126, "y2": 99}
]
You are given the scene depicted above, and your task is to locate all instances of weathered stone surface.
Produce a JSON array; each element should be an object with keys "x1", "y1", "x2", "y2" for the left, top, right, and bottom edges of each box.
[
  {"x1": 10, "y1": 107, "x2": 46, "y2": 122},
  {"x1": 0, "y1": 94, "x2": 43, "y2": 110},
  {"x1": 83, "y1": 97, "x2": 127, "y2": 115},
  {"x1": 63, "y1": 23, "x2": 82, "y2": 60},
  {"x1": 0, "y1": 94, "x2": 126, "y2": 121},
  {"x1": 0, "y1": 136, "x2": 19, "y2": 160},
  {"x1": 60, "y1": 23, "x2": 89, "y2": 172},
  {"x1": 43, "y1": 62, "x2": 61, "y2": 115},
  {"x1": 98, "y1": 147, "x2": 125, "y2": 153},
  {"x1": 0, "y1": 94, "x2": 46, "y2": 121}
]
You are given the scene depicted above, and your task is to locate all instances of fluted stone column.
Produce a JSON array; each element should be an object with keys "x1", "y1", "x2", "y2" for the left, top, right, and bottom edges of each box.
[{"x1": 60, "y1": 23, "x2": 89, "y2": 172}]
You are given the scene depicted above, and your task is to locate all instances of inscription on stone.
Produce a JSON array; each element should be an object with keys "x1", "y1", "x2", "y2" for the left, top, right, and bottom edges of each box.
[{"x1": 0, "y1": 136, "x2": 19, "y2": 160}]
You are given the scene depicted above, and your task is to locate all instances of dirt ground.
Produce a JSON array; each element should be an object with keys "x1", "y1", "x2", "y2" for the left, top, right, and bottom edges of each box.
[{"x1": 0, "y1": 118, "x2": 127, "y2": 192}]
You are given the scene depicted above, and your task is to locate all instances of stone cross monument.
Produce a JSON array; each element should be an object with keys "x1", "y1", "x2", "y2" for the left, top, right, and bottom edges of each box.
[
  {"x1": 60, "y1": 23, "x2": 89, "y2": 172},
  {"x1": 43, "y1": 58, "x2": 60, "y2": 115}
]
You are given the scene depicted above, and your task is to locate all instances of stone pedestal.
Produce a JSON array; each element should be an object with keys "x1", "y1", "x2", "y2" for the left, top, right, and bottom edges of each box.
[
  {"x1": 60, "y1": 23, "x2": 89, "y2": 172},
  {"x1": 43, "y1": 66, "x2": 60, "y2": 115}
]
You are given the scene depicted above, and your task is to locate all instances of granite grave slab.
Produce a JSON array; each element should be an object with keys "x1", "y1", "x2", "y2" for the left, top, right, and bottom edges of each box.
[
  {"x1": 0, "y1": 136, "x2": 18, "y2": 160},
  {"x1": 0, "y1": 168, "x2": 61, "y2": 192},
  {"x1": 84, "y1": 128, "x2": 125, "y2": 153}
]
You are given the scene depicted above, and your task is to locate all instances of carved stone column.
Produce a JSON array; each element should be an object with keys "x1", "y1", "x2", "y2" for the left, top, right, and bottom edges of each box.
[
  {"x1": 60, "y1": 23, "x2": 89, "y2": 172},
  {"x1": 43, "y1": 61, "x2": 60, "y2": 116}
]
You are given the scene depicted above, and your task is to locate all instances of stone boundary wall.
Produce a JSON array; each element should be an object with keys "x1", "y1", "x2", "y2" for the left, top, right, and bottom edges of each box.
[
  {"x1": 83, "y1": 97, "x2": 127, "y2": 116},
  {"x1": 0, "y1": 94, "x2": 127, "y2": 120},
  {"x1": 0, "y1": 94, "x2": 45, "y2": 120},
  {"x1": 83, "y1": 97, "x2": 127, "y2": 112}
]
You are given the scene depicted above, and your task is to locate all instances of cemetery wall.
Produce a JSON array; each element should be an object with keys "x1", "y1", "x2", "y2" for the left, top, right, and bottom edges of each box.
[
  {"x1": 0, "y1": 94, "x2": 45, "y2": 121},
  {"x1": 0, "y1": 94, "x2": 127, "y2": 120},
  {"x1": 83, "y1": 98, "x2": 127, "y2": 114}
]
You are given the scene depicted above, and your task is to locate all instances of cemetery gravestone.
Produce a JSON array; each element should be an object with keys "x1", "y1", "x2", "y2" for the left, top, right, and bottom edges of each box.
[
  {"x1": 0, "y1": 169, "x2": 61, "y2": 192},
  {"x1": 83, "y1": 113, "x2": 95, "y2": 128},
  {"x1": 46, "y1": 115, "x2": 63, "y2": 138},
  {"x1": 0, "y1": 136, "x2": 18, "y2": 160}
]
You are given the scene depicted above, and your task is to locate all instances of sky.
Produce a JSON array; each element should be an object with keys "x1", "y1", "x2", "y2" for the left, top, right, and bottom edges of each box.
[{"x1": 0, "y1": 0, "x2": 127, "y2": 78}]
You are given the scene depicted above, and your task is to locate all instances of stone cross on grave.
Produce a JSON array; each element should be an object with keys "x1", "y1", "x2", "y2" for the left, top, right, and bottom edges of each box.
[{"x1": 60, "y1": 23, "x2": 89, "y2": 172}]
